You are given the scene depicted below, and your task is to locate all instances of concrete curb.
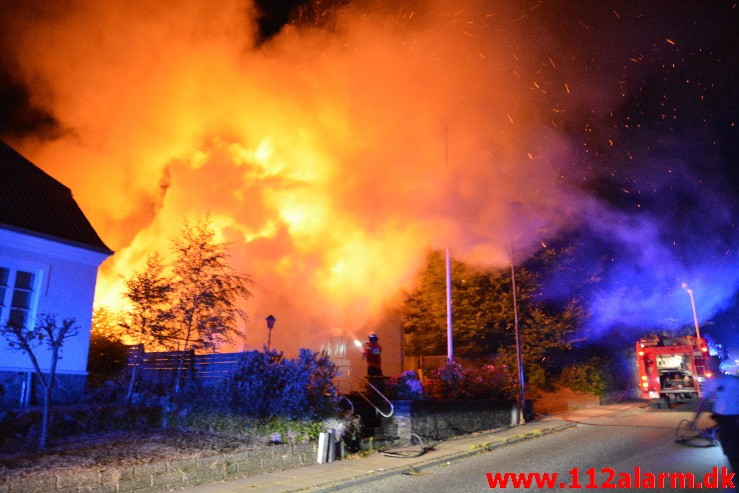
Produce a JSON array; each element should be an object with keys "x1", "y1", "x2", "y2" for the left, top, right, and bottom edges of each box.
[{"x1": 304, "y1": 423, "x2": 577, "y2": 492}]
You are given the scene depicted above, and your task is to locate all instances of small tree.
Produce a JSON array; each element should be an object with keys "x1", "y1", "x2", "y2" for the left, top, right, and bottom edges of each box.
[
  {"x1": 88, "y1": 308, "x2": 129, "y2": 399},
  {"x1": 120, "y1": 253, "x2": 173, "y2": 402},
  {"x1": 167, "y1": 218, "x2": 252, "y2": 394},
  {"x1": 0, "y1": 313, "x2": 79, "y2": 449},
  {"x1": 403, "y1": 250, "x2": 463, "y2": 357},
  {"x1": 402, "y1": 248, "x2": 585, "y2": 387},
  {"x1": 121, "y1": 253, "x2": 173, "y2": 348},
  {"x1": 119, "y1": 217, "x2": 253, "y2": 398},
  {"x1": 91, "y1": 306, "x2": 128, "y2": 342}
]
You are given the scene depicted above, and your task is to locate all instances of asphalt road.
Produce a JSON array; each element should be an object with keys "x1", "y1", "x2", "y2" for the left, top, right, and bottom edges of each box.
[{"x1": 346, "y1": 407, "x2": 732, "y2": 493}]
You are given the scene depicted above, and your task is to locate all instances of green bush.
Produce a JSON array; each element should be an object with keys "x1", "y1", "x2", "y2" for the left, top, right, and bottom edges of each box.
[
  {"x1": 559, "y1": 357, "x2": 613, "y2": 397},
  {"x1": 463, "y1": 364, "x2": 515, "y2": 401},
  {"x1": 423, "y1": 361, "x2": 514, "y2": 401},
  {"x1": 86, "y1": 334, "x2": 129, "y2": 396},
  {"x1": 217, "y1": 348, "x2": 340, "y2": 420},
  {"x1": 424, "y1": 360, "x2": 466, "y2": 400}
]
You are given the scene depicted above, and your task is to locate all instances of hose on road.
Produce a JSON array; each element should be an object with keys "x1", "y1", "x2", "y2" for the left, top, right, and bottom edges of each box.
[{"x1": 380, "y1": 434, "x2": 436, "y2": 458}]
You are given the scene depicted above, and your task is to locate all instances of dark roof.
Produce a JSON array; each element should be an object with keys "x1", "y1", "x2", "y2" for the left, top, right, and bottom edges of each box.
[{"x1": 0, "y1": 140, "x2": 112, "y2": 254}]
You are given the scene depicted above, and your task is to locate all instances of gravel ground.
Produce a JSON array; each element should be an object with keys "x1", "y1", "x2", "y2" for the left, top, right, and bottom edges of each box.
[{"x1": 0, "y1": 429, "x2": 262, "y2": 482}]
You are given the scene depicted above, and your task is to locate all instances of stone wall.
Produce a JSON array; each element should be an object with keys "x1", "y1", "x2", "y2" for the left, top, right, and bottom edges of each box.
[
  {"x1": 0, "y1": 442, "x2": 317, "y2": 493},
  {"x1": 380, "y1": 399, "x2": 516, "y2": 440},
  {"x1": 0, "y1": 371, "x2": 86, "y2": 410}
]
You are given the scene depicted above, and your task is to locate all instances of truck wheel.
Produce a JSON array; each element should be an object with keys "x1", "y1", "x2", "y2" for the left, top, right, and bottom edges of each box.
[
  {"x1": 662, "y1": 395, "x2": 673, "y2": 409},
  {"x1": 650, "y1": 399, "x2": 666, "y2": 410}
]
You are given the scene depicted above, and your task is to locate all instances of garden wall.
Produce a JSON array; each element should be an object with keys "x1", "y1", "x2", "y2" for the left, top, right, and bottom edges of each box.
[
  {"x1": 380, "y1": 399, "x2": 517, "y2": 440},
  {"x1": 0, "y1": 371, "x2": 86, "y2": 410},
  {"x1": 0, "y1": 442, "x2": 317, "y2": 493}
]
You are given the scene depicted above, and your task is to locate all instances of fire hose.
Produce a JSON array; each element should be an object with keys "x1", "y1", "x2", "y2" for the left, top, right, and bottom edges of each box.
[{"x1": 380, "y1": 434, "x2": 435, "y2": 458}]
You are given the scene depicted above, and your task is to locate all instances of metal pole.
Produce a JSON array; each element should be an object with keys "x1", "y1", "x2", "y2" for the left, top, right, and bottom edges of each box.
[
  {"x1": 444, "y1": 127, "x2": 453, "y2": 361},
  {"x1": 511, "y1": 242, "x2": 525, "y2": 424},
  {"x1": 265, "y1": 315, "x2": 276, "y2": 351},
  {"x1": 681, "y1": 284, "x2": 701, "y2": 343},
  {"x1": 446, "y1": 246, "x2": 453, "y2": 361},
  {"x1": 687, "y1": 289, "x2": 701, "y2": 342}
]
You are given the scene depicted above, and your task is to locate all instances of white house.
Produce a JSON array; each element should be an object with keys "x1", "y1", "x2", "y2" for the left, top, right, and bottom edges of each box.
[{"x1": 0, "y1": 140, "x2": 112, "y2": 408}]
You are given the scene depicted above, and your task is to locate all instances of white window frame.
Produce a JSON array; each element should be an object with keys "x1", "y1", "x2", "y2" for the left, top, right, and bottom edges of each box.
[{"x1": 0, "y1": 259, "x2": 44, "y2": 330}]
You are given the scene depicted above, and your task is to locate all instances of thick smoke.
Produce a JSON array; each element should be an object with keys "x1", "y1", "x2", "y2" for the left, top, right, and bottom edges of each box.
[{"x1": 1, "y1": 0, "x2": 736, "y2": 350}]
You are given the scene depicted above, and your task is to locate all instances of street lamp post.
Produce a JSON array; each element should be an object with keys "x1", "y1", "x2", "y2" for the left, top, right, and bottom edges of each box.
[
  {"x1": 508, "y1": 202, "x2": 526, "y2": 425},
  {"x1": 265, "y1": 314, "x2": 276, "y2": 350},
  {"x1": 681, "y1": 284, "x2": 701, "y2": 342},
  {"x1": 444, "y1": 127, "x2": 453, "y2": 362},
  {"x1": 511, "y1": 244, "x2": 525, "y2": 425}
]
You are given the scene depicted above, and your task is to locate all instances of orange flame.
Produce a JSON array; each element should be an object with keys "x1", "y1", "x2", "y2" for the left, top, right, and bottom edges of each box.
[{"x1": 7, "y1": 0, "x2": 586, "y2": 352}]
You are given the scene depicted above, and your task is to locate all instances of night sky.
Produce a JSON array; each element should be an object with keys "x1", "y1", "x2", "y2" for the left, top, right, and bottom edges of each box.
[{"x1": 0, "y1": 0, "x2": 736, "y2": 350}]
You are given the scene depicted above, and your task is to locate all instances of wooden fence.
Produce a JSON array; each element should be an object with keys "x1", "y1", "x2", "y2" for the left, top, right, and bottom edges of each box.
[
  {"x1": 125, "y1": 346, "x2": 352, "y2": 390},
  {"x1": 126, "y1": 345, "x2": 242, "y2": 388}
]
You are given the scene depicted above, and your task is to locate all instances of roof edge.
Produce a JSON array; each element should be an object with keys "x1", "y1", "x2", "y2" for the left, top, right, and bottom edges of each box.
[{"x1": 0, "y1": 223, "x2": 114, "y2": 256}]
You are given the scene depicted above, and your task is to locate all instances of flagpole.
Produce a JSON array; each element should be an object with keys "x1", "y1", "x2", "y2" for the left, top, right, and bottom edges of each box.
[{"x1": 445, "y1": 127, "x2": 453, "y2": 361}]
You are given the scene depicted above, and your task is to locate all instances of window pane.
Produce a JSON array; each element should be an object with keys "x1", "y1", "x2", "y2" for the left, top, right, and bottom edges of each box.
[
  {"x1": 0, "y1": 267, "x2": 9, "y2": 286},
  {"x1": 8, "y1": 308, "x2": 29, "y2": 328},
  {"x1": 12, "y1": 289, "x2": 31, "y2": 309},
  {"x1": 14, "y1": 271, "x2": 34, "y2": 290},
  {"x1": 0, "y1": 286, "x2": 6, "y2": 306}
]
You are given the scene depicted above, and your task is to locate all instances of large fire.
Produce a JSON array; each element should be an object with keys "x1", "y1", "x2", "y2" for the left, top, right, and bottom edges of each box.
[
  {"x1": 5, "y1": 0, "x2": 582, "y2": 352},
  {"x1": 6, "y1": 1, "x2": 735, "y2": 351}
]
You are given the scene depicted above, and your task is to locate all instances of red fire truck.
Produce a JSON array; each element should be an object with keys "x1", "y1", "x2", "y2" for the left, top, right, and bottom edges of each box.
[{"x1": 636, "y1": 334, "x2": 714, "y2": 408}]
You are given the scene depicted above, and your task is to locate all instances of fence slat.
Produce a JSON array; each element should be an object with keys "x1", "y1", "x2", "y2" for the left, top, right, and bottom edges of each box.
[{"x1": 126, "y1": 346, "x2": 240, "y2": 387}]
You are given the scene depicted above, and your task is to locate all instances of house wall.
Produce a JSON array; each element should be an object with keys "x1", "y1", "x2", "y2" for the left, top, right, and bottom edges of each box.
[{"x1": 0, "y1": 228, "x2": 109, "y2": 406}]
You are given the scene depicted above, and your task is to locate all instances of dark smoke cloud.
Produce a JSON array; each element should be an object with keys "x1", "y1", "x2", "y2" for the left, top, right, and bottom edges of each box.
[
  {"x1": 0, "y1": 66, "x2": 64, "y2": 140},
  {"x1": 0, "y1": 1, "x2": 67, "y2": 140},
  {"x1": 252, "y1": 0, "x2": 306, "y2": 42}
]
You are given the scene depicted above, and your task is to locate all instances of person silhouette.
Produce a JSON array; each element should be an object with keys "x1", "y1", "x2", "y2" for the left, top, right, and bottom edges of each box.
[
  {"x1": 697, "y1": 356, "x2": 739, "y2": 476},
  {"x1": 362, "y1": 333, "x2": 383, "y2": 390}
]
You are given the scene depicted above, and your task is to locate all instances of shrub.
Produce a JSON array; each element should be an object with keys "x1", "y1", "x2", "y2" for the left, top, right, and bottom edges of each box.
[
  {"x1": 423, "y1": 361, "x2": 515, "y2": 401},
  {"x1": 559, "y1": 356, "x2": 613, "y2": 397},
  {"x1": 387, "y1": 370, "x2": 425, "y2": 400},
  {"x1": 218, "y1": 348, "x2": 340, "y2": 420},
  {"x1": 322, "y1": 414, "x2": 362, "y2": 452},
  {"x1": 424, "y1": 360, "x2": 466, "y2": 400},
  {"x1": 87, "y1": 334, "x2": 129, "y2": 382},
  {"x1": 463, "y1": 364, "x2": 514, "y2": 401},
  {"x1": 259, "y1": 417, "x2": 325, "y2": 443},
  {"x1": 294, "y1": 349, "x2": 340, "y2": 418},
  {"x1": 176, "y1": 408, "x2": 257, "y2": 436}
]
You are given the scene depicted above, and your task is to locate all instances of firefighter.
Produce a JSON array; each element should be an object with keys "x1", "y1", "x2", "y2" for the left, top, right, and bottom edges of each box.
[
  {"x1": 697, "y1": 356, "x2": 739, "y2": 474},
  {"x1": 362, "y1": 333, "x2": 383, "y2": 391},
  {"x1": 362, "y1": 333, "x2": 382, "y2": 375}
]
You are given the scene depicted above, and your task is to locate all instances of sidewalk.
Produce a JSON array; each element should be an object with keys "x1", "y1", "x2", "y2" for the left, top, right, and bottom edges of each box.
[{"x1": 176, "y1": 402, "x2": 647, "y2": 492}]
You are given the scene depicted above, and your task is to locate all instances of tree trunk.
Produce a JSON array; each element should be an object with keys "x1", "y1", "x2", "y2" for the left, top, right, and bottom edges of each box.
[
  {"x1": 40, "y1": 346, "x2": 61, "y2": 449},
  {"x1": 173, "y1": 346, "x2": 186, "y2": 395},
  {"x1": 173, "y1": 323, "x2": 193, "y2": 395},
  {"x1": 126, "y1": 364, "x2": 139, "y2": 404},
  {"x1": 126, "y1": 344, "x2": 143, "y2": 405},
  {"x1": 39, "y1": 380, "x2": 52, "y2": 449}
]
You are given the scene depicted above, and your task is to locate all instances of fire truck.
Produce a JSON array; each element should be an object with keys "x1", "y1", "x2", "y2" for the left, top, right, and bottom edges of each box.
[{"x1": 636, "y1": 334, "x2": 714, "y2": 408}]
